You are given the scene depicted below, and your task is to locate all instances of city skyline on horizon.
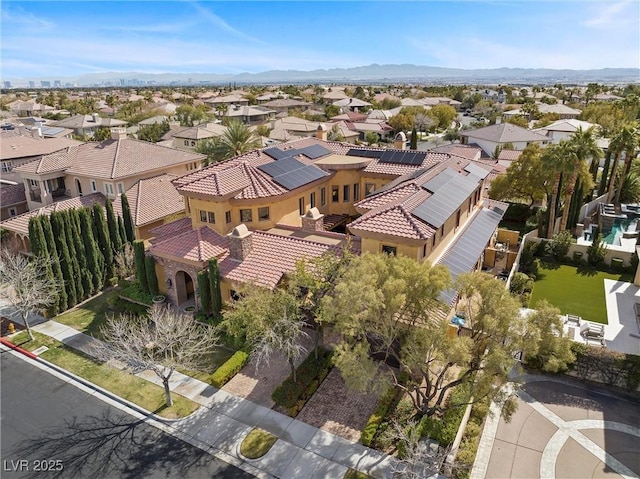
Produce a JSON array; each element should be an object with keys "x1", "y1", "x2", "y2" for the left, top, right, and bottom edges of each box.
[{"x1": 2, "y1": 0, "x2": 639, "y2": 82}]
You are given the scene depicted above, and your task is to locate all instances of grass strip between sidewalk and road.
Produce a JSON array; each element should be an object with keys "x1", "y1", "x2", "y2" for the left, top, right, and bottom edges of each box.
[{"x1": 10, "y1": 331, "x2": 199, "y2": 419}]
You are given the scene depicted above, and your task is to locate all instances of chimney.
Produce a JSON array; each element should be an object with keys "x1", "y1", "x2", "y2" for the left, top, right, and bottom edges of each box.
[
  {"x1": 302, "y1": 207, "x2": 324, "y2": 232},
  {"x1": 394, "y1": 131, "x2": 407, "y2": 150},
  {"x1": 92, "y1": 113, "x2": 100, "y2": 123},
  {"x1": 228, "y1": 224, "x2": 253, "y2": 261},
  {"x1": 111, "y1": 127, "x2": 127, "y2": 140},
  {"x1": 31, "y1": 127, "x2": 42, "y2": 139},
  {"x1": 495, "y1": 116, "x2": 502, "y2": 124},
  {"x1": 316, "y1": 123, "x2": 328, "y2": 141}
]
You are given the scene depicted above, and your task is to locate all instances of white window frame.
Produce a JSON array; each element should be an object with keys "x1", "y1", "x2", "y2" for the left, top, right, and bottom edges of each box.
[
  {"x1": 1, "y1": 161, "x2": 12, "y2": 173},
  {"x1": 9, "y1": 207, "x2": 17, "y2": 217},
  {"x1": 104, "y1": 183, "x2": 114, "y2": 196},
  {"x1": 91, "y1": 180, "x2": 97, "y2": 192},
  {"x1": 117, "y1": 182, "x2": 124, "y2": 195}
]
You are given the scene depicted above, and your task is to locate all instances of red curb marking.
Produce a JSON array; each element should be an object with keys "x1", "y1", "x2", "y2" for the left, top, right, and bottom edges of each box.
[{"x1": 0, "y1": 337, "x2": 38, "y2": 359}]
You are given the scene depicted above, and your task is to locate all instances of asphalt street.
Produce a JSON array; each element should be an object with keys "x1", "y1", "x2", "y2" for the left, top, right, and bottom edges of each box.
[{"x1": 1, "y1": 351, "x2": 254, "y2": 479}]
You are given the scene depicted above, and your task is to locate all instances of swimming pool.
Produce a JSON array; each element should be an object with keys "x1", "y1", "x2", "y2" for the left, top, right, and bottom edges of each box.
[{"x1": 603, "y1": 218, "x2": 639, "y2": 245}]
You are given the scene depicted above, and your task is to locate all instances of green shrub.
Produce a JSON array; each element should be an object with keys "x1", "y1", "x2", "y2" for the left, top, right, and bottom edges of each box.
[
  {"x1": 504, "y1": 203, "x2": 531, "y2": 222},
  {"x1": 361, "y1": 386, "x2": 397, "y2": 446},
  {"x1": 119, "y1": 281, "x2": 154, "y2": 305},
  {"x1": 419, "y1": 383, "x2": 471, "y2": 446},
  {"x1": 549, "y1": 231, "x2": 572, "y2": 261},
  {"x1": 271, "y1": 348, "x2": 333, "y2": 416},
  {"x1": 211, "y1": 350, "x2": 249, "y2": 388}
]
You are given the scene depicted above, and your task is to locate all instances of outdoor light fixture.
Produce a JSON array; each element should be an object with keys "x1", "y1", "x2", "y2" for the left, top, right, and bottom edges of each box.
[{"x1": 165, "y1": 278, "x2": 172, "y2": 288}]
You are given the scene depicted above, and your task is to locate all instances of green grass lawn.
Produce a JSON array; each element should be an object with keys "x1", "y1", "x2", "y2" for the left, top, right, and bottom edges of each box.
[
  {"x1": 178, "y1": 347, "x2": 235, "y2": 384},
  {"x1": 55, "y1": 289, "x2": 120, "y2": 339},
  {"x1": 11, "y1": 331, "x2": 199, "y2": 419},
  {"x1": 530, "y1": 263, "x2": 632, "y2": 324}
]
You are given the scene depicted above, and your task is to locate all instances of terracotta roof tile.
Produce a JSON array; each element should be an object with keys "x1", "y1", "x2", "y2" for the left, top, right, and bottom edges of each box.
[
  {"x1": 150, "y1": 226, "x2": 229, "y2": 263},
  {"x1": 148, "y1": 217, "x2": 193, "y2": 243},
  {"x1": 0, "y1": 193, "x2": 105, "y2": 235},
  {"x1": 0, "y1": 183, "x2": 27, "y2": 206},
  {"x1": 0, "y1": 130, "x2": 81, "y2": 161},
  {"x1": 112, "y1": 174, "x2": 184, "y2": 227}
]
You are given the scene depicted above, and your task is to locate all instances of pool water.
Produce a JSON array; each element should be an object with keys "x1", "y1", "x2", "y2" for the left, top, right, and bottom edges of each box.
[{"x1": 603, "y1": 218, "x2": 638, "y2": 245}]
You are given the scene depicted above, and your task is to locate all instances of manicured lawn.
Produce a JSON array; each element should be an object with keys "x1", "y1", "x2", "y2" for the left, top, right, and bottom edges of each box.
[
  {"x1": 11, "y1": 331, "x2": 199, "y2": 419},
  {"x1": 240, "y1": 428, "x2": 277, "y2": 459},
  {"x1": 178, "y1": 347, "x2": 235, "y2": 384},
  {"x1": 530, "y1": 263, "x2": 632, "y2": 324},
  {"x1": 55, "y1": 289, "x2": 121, "y2": 339}
]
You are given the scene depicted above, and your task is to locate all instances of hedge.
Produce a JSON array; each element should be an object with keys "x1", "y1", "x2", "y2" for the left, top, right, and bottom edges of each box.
[
  {"x1": 361, "y1": 386, "x2": 397, "y2": 446},
  {"x1": 271, "y1": 348, "x2": 333, "y2": 417},
  {"x1": 569, "y1": 343, "x2": 640, "y2": 391},
  {"x1": 119, "y1": 281, "x2": 154, "y2": 306},
  {"x1": 418, "y1": 382, "x2": 472, "y2": 446},
  {"x1": 211, "y1": 351, "x2": 249, "y2": 388}
]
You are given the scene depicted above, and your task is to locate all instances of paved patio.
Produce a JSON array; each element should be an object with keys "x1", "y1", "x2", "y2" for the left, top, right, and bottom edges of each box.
[{"x1": 472, "y1": 374, "x2": 640, "y2": 479}]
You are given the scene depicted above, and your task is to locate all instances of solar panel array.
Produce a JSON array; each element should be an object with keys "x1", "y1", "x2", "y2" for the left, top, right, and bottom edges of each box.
[
  {"x1": 345, "y1": 148, "x2": 426, "y2": 165},
  {"x1": 437, "y1": 206, "x2": 504, "y2": 305},
  {"x1": 257, "y1": 157, "x2": 326, "y2": 190},
  {"x1": 412, "y1": 170, "x2": 480, "y2": 229},
  {"x1": 264, "y1": 144, "x2": 332, "y2": 161}
]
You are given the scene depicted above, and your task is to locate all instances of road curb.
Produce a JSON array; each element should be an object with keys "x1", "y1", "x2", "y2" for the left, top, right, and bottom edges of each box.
[{"x1": 0, "y1": 337, "x2": 37, "y2": 359}]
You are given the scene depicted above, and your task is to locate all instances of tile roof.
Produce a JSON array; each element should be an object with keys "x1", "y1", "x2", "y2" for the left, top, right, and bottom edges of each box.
[
  {"x1": 460, "y1": 123, "x2": 549, "y2": 143},
  {"x1": 16, "y1": 138, "x2": 205, "y2": 180},
  {"x1": 150, "y1": 224, "x2": 339, "y2": 288},
  {"x1": 261, "y1": 99, "x2": 311, "y2": 108},
  {"x1": 148, "y1": 217, "x2": 193, "y2": 243},
  {"x1": 534, "y1": 119, "x2": 597, "y2": 133},
  {"x1": 0, "y1": 193, "x2": 105, "y2": 235},
  {"x1": 363, "y1": 151, "x2": 450, "y2": 176},
  {"x1": 51, "y1": 115, "x2": 127, "y2": 129},
  {"x1": 112, "y1": 174, "x2": 184, "y2": 227},
  {"x1": 497, "y1": 149, "x2": 523, "y2": 161},
  {"x1": 0, "y1": 183, "x2": 27, "y2": 206},
  {"x1": 0, "y1": 130, "x2": 82, "y2": 161}
]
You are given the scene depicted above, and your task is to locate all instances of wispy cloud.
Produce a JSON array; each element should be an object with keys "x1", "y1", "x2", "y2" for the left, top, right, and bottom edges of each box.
[
  {"x1": 1, "y1": 7, "x2": 54, "y2": 31},
  {"x1": 100, "y1": 21, "x2": 197, "y2": 34},
  {"x1": 583, "y1": 0, "x2": 635, "y2": 28},
  {"x1": 187, "y1": 1, "x2": 266, "y2": 44}
]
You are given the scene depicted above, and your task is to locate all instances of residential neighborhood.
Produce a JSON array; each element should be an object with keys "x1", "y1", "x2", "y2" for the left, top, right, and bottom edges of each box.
[{"x1": 1, "y1": 2, "x2": 639, "y2": 478}]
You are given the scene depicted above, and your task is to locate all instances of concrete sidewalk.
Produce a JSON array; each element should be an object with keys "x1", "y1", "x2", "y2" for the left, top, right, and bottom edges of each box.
[{"x1": 6, "y1": 310, "x2": 399, "y2": 479}]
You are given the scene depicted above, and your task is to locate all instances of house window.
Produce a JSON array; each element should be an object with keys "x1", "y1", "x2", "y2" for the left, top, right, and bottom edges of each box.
[
  {"x1": 320, "y1": 187, "x2": 326, "y2": 206},
  {"x1": 468, "y1": 198, "x2": 472, "y2": 213},
  {"x1": 1, "y1": 161, "x2": 12, "y2": 173},
  {"x1": 258, "y1": 207, "x2": 270, "y2": 221},
  {"x1": 310, "y1": 192, "x2": 316, "y2": 209},
  {"x1": 91, "y1": 180, "x2": 97, "y2": 192},
  {"x1": 382, "y1": 245, "x2": 397, "y2": 256},
  {"x1": 240, "y1": 209, "x2": 252, "y2": 222},
  {"x1": 200, "y1": 210, "x2": 207, "y2": 223},
  {"x1": 9, "y1": 207, "x2": 17, "y2": 217},
  {"x1": 440, "y1": 227, "x2": 444, "y2": 238},
  {"x1": 432, "y1": 235, "x2": 436, "y2": 248},
  {"x1": 225, "y1": 210, "x2": 232, "y2": 223},
  {"x1": 332, "y1": 186, "x2": 339, "y2": 203},
  {"x1": 184, "y1": 140, "x2": 189, "y2": 146},
  {"x1": 353, "y1": 183, "x2": 360, "y2": 201},
  {"x1": 29, "y1": 179, "x2": 38, "y2": 187},
  {"x1": 299, "y1": 197, "x2": 305, "y2": 215},
  {"x1": 343, "y1": 185, "x2": 350, "y2": 202},
  {"x1": 423, "y1": 244, "x2": 427, "y2": 258},
  {"x1": 230, "y1": 290, "x2": 240, "y2": 301},
  {"x1": 208, "y1": 212, "x2": 215, "y2": 224},
  {"x1": 456, "y1": 210, "x2": 461, "y2": 228},
  {"x1": 104, "y1": 183, "x2": 114, "y2": 196},
  {"x1": 365, "y1": 183, "x2": 375, "y2": 195},
  {"x1": 117, "y1": 183, "x2": 124, "y2": 195},
  {"x1": 190, "y1": 141, "x2": 196, "y2": 146}
]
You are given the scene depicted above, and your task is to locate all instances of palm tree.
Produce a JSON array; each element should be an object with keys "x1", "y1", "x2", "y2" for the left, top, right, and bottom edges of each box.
[
  {"x1": 606, "y1": 124, "x2": 638, "y2": 204},
  {"x1": 197, "y1": 120, "x2": 261, "y2": 166},
  {"x1": 613, "y1": 122, "x2": 640, "y2": 207},
  {"x1": 558, "y1": 127, "x2": 601, "y2": 231}
]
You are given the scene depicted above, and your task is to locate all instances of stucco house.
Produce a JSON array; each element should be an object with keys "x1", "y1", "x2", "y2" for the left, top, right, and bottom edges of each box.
[
  {"x1": 460, "y1": 123, "x2": 549, "y2": 157},
  {"x1": 50, "y1": 114, "x2": 127, "y2": 138}
]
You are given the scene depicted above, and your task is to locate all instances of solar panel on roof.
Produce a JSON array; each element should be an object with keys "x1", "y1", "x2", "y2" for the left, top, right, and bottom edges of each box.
[
  {"x1": 346, "y1": 148, "x2": 384, "y2": 159},
  {"x1": 258, "y1": 156, "x2": 307, "y2": 177},
  {"x1": 272, "y1": 165, "x2": 326, "y2": 190},
  {"x1": 297, "y1": 144, "x2": 332, "y2": 159},
  {"x1": 421, "y1": 168, "x2": 457, "y2": 193},
  {"x1": 379, "y1": 150, "x2": 427, "y2": 165},
  {"x1": 413, "y1": 174, "x2": 480, "y2": 228},
  {"x1": 264, "y1": 147, "x2": 297, "y2": 160},
  {"x1": 464, "y1": 163, "x2": 490, "y2": 180}
]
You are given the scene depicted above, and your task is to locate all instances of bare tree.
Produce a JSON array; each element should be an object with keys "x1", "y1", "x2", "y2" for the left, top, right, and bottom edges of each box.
[
  {"x1": 114, "y1": 242, "x2": 135, "y2": 279},
  {"x1": 95, "y1": 305, "x2": 219, "y2": 406},
  {"x1": 0, "y1": 249, "x2": 61, "y2": 340},
  {"x1": 391, "y1": 420, "x2": 449, "y2": 479}
]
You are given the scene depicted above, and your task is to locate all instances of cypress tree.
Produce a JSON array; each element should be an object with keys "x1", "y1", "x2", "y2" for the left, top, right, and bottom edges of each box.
[
  {"x1": 79, "y1": 208, "x2": 103, "y2": 292},
  {"x1": 92, "y1": 203, "x2": 113, "y2": 281},
  {"x1": 117, "y1": 216, "x2": 127, "y2": 247},
  {"x1": 61, "y1": 210, "x2": 84, "y2": 301},
  {"x1": 410, "y1": 125, "x2": 418, "y2": 150},
  {"x1": 69, "y1": 209, "x2": 92, "y2": 296},
  {"x1": 28, "y1": 216, "x2": 59, "y2": 315},
  {"x1": 197, "y1": 269, "x2": 211, "y2": 314},
  {"x1": 105, "y1": 198, "x2": 123, "y2": 253},
  {"x1": 145, "y1": 256, "x2": 159, "y2": 296},
  {"x1": 208, "y1": 258, "x2": 222, "y2": 318},
  {"x1": 133, "y1": 240, "x2": 148, "y2": 293},
  {"x1": 50, "y1": 211, "x2": 77, "y2": 308},
  {"x1": 41, "y1": 215, "x2": 68, "y2": 312},
  {"x1": 121, "y1": 194, "x2": 135, "y2": 243}
]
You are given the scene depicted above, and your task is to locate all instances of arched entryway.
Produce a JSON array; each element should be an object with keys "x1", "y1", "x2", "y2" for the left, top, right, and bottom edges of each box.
[
  {"x1": 175, "y1": 270, "x2": 195, "y2": 306},
  {"x1": 75, "y1": 178, "x2": 83, "y2": 196}
]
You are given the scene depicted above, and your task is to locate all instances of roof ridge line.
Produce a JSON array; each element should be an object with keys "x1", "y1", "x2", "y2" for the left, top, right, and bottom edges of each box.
[
  {"x1": 111, "y1": 139, "x2": 121, "y2": 179},
  {"x1": 134, "y1": 178, "x2": 143, "y2": 226}
]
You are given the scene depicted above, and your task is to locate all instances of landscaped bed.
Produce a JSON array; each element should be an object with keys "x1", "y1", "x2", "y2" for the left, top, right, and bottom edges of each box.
[
  {"x1": 530, "y1": 262, "x2": 631, "y2": 324},
  {"x1": 55, "y1": 289, "x2": 121, "y2": 339},
  {"x1": 10, "y1": 331, "x2": 199, "y2": 419}
]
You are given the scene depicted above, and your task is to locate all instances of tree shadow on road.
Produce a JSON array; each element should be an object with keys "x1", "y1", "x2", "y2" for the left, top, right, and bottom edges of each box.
[{"x1": 9, "y1": 409, "x2": 248, "y2": 479}]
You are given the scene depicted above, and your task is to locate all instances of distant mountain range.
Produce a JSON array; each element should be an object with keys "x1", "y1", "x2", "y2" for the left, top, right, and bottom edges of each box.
[{"x1": 6, "y1": 64, "x2": 640, "y2": 86}]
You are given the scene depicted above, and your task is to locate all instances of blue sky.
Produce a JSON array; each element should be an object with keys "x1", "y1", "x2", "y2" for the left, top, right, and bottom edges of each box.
[{"x1": 2, "y1": 0, "x2": 639, "y2": 79}]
